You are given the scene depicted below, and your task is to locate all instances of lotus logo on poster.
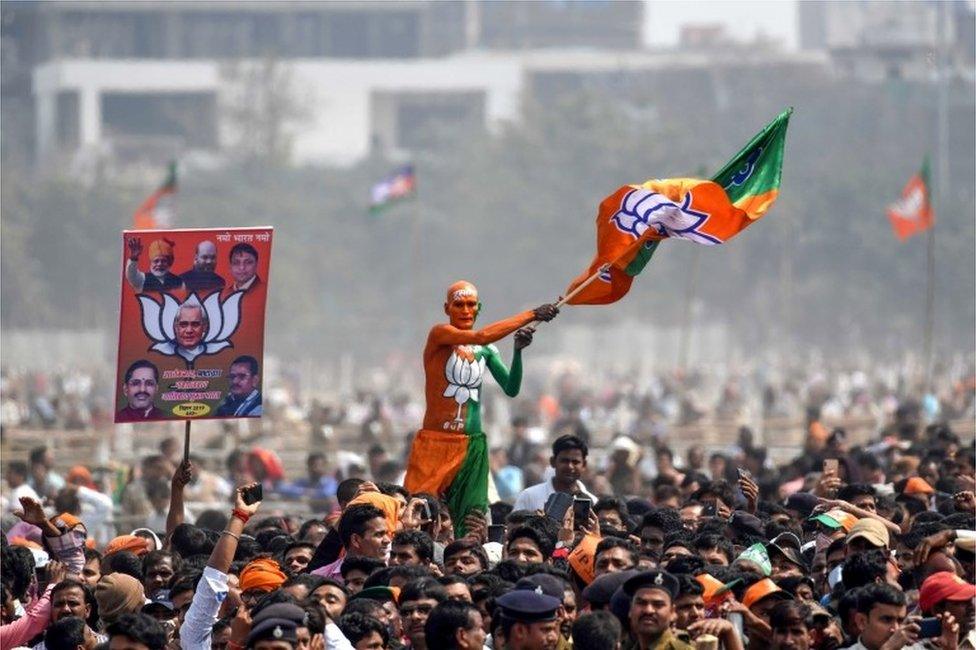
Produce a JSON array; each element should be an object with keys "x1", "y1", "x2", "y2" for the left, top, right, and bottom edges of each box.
[{"x1": 137, "y1": 292, "x2": 243, "y2": 364}]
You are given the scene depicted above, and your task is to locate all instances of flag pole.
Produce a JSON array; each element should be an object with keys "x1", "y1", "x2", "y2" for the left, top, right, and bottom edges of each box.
[{"x1": 925, "y1": 0, "x2": 949, "y2": 392}]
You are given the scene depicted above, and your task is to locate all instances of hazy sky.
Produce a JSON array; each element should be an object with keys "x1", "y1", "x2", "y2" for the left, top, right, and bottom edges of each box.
[{"x1": 644, "y1": 0, "x2": 799, "y2": 50}]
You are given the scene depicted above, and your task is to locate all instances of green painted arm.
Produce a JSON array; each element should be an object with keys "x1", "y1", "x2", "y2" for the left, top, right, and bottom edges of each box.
[{"x1": 485, "y1": 345, "x2": 522, "y2": 398}]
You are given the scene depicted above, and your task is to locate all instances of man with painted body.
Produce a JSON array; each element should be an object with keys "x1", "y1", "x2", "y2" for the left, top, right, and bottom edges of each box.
[{"x1": 404, "y1": 280, "x2": 557, "y2": 535}]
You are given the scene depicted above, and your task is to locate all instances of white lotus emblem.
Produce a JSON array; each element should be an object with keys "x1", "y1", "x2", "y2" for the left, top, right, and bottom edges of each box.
[
  {"x1": 137, "y1": 292, "x2": 243, "y2": 364},
  {"x1": 443, "y1": 348, "x2": 485, "y2": 423}
]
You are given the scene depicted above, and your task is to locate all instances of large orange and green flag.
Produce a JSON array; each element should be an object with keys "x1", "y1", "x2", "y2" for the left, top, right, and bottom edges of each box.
[
  {"x1": 132, "y1": 162, "x2": 177, "y2": 229},
  {"x1": 566, "y1": 108, "x2": 792, "y2": 304},
  {"x1": 886, "y1": 158, "x2": 934, "y2": 241}
]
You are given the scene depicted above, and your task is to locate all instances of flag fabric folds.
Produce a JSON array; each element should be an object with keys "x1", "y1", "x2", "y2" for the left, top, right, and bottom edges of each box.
[
  {"x1": 887, "y1": 159, "x2": 934, "y2": 241},
  {"x1": 566, "y1": 108, "x2": 792, "y2": 305},
  {"x1": 132, "y1": 162, "x2": 177, "y2": 230},
  {"x1": 369, "y1": 164, "x2": 416, "y2": 213}
]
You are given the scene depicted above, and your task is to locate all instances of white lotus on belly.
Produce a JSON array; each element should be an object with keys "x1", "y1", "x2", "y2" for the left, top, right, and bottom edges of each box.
[{"x1": 443, "y1": 349, "x2": 486, "y2": 422}]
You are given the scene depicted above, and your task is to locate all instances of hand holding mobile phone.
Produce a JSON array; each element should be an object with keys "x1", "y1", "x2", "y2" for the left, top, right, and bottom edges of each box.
[
  {"x1": 241, "y1": 483, "x2": 263, "y2": 506},
  {"x1": 917, "y1": 617, "x2": 942, "y2": 639},
  {"x1": 823, "y1": 459, "x2": 839, "y2": 475},
  {"x1": 573, "y1": 499, "x2": 592, "y2": 528}
]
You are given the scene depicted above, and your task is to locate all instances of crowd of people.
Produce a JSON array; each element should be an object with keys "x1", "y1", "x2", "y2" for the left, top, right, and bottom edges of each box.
[
  {"x1": 1, "y1": 404, "x2": 974, "y2": 649},
  {"x1": 3, "y1": 356, "x2": 973, "y2": 441}
]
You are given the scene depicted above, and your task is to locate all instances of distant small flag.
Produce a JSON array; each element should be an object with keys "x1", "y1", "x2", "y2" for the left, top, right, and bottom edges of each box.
[
  {"x1": 887, "y1": 158, "x2": 934, "y2": 241},
  {"x1": 369, "y1": 164, "x2": 416, "y2": 214},
  {"x1": 133, "y1": 162, "x2": 177, "y2": 229}
]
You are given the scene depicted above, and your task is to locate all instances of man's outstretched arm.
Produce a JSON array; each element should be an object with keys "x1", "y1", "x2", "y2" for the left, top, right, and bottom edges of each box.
[{"x1": 428, "y1": 304, "x2": 558, "y2": 347}]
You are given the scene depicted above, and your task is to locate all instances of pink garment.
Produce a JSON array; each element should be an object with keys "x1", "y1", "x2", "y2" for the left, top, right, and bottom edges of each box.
[
  {"x1": 0, "y1": 584, "x2": 53, "y2": 648},
  {"x1": 310, "y1": 557, "x2": 344, "y2": 584}
]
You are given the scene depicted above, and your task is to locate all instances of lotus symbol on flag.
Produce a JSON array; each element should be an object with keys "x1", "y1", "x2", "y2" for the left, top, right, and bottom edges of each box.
[
  {"x1": 443, "y1": 348, "x2": 486, "y2": 423},
  {"x1": 137, "y1": 292, "x2": 244, "y2": 365},
  {"x1": 611, "y1": 188, "x2": 720, "y2": 245}
]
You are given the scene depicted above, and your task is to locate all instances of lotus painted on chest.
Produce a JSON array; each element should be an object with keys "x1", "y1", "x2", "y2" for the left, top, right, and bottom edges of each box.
[{"x1": 443, "y1": 346, "x2": 485, "y2": 425}]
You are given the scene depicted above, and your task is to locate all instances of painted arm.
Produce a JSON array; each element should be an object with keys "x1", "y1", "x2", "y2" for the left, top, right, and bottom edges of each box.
[
  {"x1": 427, "y1": 310, "x2": 536, "y2": 347},
  {"x1": 485, "y1": 345, "x2": 523, "y2": 398}
]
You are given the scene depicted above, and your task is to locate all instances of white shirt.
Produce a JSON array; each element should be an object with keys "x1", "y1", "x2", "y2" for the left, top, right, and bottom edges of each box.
[
  {"x1": 512, "y1": 478, "x2": 597, "y2": 513},
  {"x1": 6, "y1": 484, "x2": 40, "y2": 513}
]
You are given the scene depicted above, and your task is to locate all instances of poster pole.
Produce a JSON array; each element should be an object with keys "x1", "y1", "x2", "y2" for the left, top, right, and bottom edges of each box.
[{"x1": 183, "y1": 420, "x2": 191, "y2": 462}]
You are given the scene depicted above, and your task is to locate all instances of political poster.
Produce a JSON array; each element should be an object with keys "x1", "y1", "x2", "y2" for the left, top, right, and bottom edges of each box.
[{"x1": 115, "y1": 227, "x2": 273, "y2": 423}]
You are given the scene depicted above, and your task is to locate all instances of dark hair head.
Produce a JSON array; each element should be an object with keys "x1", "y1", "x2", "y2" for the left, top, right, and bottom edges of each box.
[
  {"x1": 298, "y1": 518, "x2": 327, "y2": 541},
  {"x1": 7, "y1": 460, "x2": 28, "y2": 478},
  {"x1": 340, "y1": 556, "x2": 386, "y2": 580},
  {"x1": 856, "y1": 583, "x2": 905, "y2": 615},
  {"x1": 838, "y1": 484, "x2": 876, "y2": 502},
  {"x1": 102, "y1": 551, "x2": 144, "y2": 581},
  {"x1": 336, "y1": 478, "x2": 366, "y2": 508},
  {"x1": 230, "y1": 355, "x2": 259, "y2": 376},
  {"x1": 691, "y1": 480, "x2": 737, "y2": 508},
  {"x1": 338, "y1": 504, "x2": 386, "y2": 547},
  {"x1": 29, "y1": 446, "x2": 48, "y2": 465},
  {"x1": 342, "y1": 598, "x2": 384, "y2": 618},
  {"x1": 392, "y1": 530, "x2": 435, "y2": 563},
  {"x1": 229, "y1": 242, "x2": 259, "y2": 263},
  {"x1": 692, "y1": 533, "x2": 735, "y2": 563},
  {"x1": 44, "y1": 616, "x2": 87, "y2": 650},
  {"x1": 142, "y1": 550, "x2": 181, "y2": 580},
  {"x1": 388, "y1": 565, "x2": 432, "y2": 585},
  {"x1": 123, "y1": 359, "x2": 159, "y2": 384},
  {"x1": 443, "y1": 538, "x2": 489, "y2": 572},
  {"x1": 399, "y1": 577, "x2": 448, "y2": 605},
  {"x1": 195, "y1": 509, "x2": 229, "y2": 531},
  {"x1": 641, "y1": 508, "x2": 683, "y2": 533},
  {"x1": 424, "y1": 600, "x2": 480, "y2": 649},
  {"x1": 507, "y1": 524, "x2": 555, "y2": 559},
  {"x1": 338, "y1": 612, "x2": 389, "y2": 646},
  {"x1": 595, "y1": 537, "x2": 639, "y2": 566},
  {"x1": 106, "y1": 612, "x2": 167, "y2": 647},
  {"x1": 2, "y1": 545, "x2": 35, "y2": 599},
  {"x1": 282, "y1": 573, "x2": 326, "y2": 593},
  {"x1": 842, "y1": 549, "x2": 889, "y2": 589},
  {"x1": 170, "y1": 524, "x2": 212, "y2": 558},
  {"x1": 668, "y1": 555, "x2": 707, "y2": 576},
  {"x1": 769, "y1": 601, "x2": 810, "y2": 631},
  {"x1": 675, "y1": 574, "x2": 705, "y2": 598},
  {"x1": 572, "y1": 610, "x2": 622, "y2": 648},
  {"x1": 551, "y1": 435, "x2": 588, "y2": 459}
]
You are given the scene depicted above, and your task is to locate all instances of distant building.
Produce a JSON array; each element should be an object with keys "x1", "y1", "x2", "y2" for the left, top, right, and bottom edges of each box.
[
  {"x1": 2, "y1": 0, "x2": 825, "y2": 170},
  {"x1": 798, "y1": 0, "x2": 975, "y2": 81}
]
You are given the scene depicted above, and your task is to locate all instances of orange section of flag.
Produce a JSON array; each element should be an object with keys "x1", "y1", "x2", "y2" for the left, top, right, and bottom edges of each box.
[{"x1": 887, "y1": 172, "x2": 934, "y2": 241}]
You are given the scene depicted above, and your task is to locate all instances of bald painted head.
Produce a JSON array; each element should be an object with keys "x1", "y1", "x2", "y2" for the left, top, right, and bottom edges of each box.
[{"x1": 444, "y1": 281, "x2": 480, "y2": 330}]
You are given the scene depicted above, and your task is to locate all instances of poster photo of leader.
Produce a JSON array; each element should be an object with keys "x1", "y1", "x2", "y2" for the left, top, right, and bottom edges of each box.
[{"x1": 115, "y1": 226, "x2": 273, "y2": 423}]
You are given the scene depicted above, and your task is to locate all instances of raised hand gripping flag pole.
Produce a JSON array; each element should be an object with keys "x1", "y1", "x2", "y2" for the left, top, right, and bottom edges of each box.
[{"x1": 559, "y1": 108, "x2": 792, "y2": 307}]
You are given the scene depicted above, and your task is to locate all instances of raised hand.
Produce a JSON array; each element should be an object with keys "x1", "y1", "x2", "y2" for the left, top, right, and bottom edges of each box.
[
  {"x1": 15, "y1": 496, "x2": 48, "y2": 527},
  {"x1": 127, "y1": 236, "x2": 143, "y2": 261},
  {"x1": 234, "y1": 483, "x2": 262, "y2": 517},
  {"x1": 171, "y1": 459, "x2": 194, "y2": 490},
  {"x1": 532, "y1": 304, "x2": 559, "y2": 322},
  {"x1": 514, "y1": 327, "x2": 535, "y2": 351}
]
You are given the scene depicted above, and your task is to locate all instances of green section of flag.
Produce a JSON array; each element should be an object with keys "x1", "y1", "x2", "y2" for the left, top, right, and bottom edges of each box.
[
  {"x1": 624, "y1": 240, "x2": 660, "y2": 276},
  {"x1": 711, "y1": 107, "x2": 792, "y2": 205},
  {"x1": 919, "y1": 155, "x2": 931, "y2": 187}
]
